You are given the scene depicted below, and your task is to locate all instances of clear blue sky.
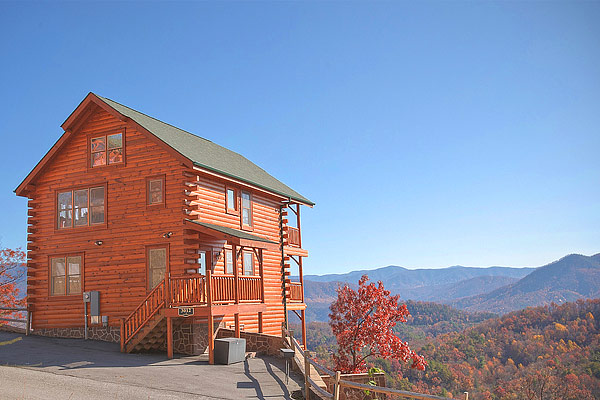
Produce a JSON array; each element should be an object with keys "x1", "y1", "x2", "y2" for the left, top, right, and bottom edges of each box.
[{"x1": 1, "y1": 2, "x2": 598, "y2": 275}]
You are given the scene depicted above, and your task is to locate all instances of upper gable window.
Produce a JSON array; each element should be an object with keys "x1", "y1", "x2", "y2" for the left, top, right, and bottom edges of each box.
[
  {"x1": 58, "y1": 186, "x2": 105, "y2": 229},
  {"x1": 91, "y1": 133, "x2": 123, "y2": 167},
  {"x1": 241, "y1": 191, "x2": 252, "y2": 229}
]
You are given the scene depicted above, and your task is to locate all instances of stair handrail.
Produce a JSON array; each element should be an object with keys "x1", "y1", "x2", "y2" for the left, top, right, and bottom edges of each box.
[{"x1": 121, "y1": 278, "x2": 166, "y2": 348}]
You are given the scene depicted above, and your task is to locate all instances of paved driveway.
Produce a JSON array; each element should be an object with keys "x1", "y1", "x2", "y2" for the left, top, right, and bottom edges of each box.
[{"x1": 0, "y1": 331, "x2": 302, "y2": 399}]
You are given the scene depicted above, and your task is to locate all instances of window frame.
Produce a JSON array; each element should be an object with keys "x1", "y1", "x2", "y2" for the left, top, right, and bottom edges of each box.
[
  {"x1": 87, "y1": 128, "x2": 126, "y2": 170},
  {"x1": 54, "y1": 183, "x2": 107, "y2": 232},
  {"x1": 146, "y1": 244, "x2": 170, "y2": 292},
  {"x1": 225, "y1": 185, "x2": 239, "y2": 216},
  {"x1": 240, "y1": 190, "x2": 253, "y2": 231},
  {"x1": 48, "y1": 253, "x2": 84, "y2": 297},
  {"x1": 242, "y1": 251, "x2": 255, "y2": 276},
  {"x1": 146, "y1": 175, "x2": 166, "y2": 208}
]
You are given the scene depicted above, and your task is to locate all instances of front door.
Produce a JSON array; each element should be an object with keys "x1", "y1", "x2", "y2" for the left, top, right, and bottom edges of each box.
[
  {"x1": 148, "y1": 246, "x2": 168, "y2": 290},
  {"x1": 197, "y1": 247, "x2": 212, "y2": 275}
]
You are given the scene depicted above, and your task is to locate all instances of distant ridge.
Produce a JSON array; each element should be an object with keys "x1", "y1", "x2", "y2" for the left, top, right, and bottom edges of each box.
[
  {"x1": 452, "y1": 253, "x2": 600, "y2": 313},
  {"x1": 302, "y1": 253, "x2": 600, "y2": 318}
]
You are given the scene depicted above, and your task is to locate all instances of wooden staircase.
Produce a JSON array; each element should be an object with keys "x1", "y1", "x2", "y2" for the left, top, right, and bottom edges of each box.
[
  {"x1": 121, "y1": 279, "x2": 168, "y2": 353},
  {"x1": 124, "y1": 309, "x2": 167, "y2": 352}
]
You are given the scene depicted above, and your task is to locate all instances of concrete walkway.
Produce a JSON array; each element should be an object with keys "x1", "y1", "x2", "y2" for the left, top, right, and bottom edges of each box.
[{"x1": 0, "y1": 331, "x2": 303, "y2": 399}]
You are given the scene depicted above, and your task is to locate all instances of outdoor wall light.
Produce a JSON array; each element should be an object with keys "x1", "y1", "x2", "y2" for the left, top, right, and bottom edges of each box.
[
  {"x1": 94, "y1": 240, "x2": 103, "y2": 246},
  {"x1": 162, "y1": 232, "x2": 173, "y2": 238}
]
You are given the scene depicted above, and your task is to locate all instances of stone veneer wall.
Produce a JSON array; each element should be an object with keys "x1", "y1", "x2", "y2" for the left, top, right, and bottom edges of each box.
[
  {"x1": 321, "y1": 372, "x2": 386, "y2": 400},
  {"x1": 171, "y1": 321, "x2": 221, "y2": 355},
  {"x1": 32, "y1": 326, "x2": 121, "y2": 343},
  {"x1": 216, "y1": 328, "x2": 286, "y2": 356}
]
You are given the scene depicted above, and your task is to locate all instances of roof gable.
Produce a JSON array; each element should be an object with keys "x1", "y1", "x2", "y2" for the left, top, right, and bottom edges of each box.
[
  {"x1": 95, "y1": 95, "x2": 313, "y2": 205},
  {"x1": 16, "y1": 93, "x2": 314, "y2": 206}
]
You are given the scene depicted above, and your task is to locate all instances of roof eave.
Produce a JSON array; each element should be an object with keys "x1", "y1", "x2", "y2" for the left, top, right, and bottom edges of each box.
[{"x1": 192, "y1": 161, "x2": 315, "y2": 207}]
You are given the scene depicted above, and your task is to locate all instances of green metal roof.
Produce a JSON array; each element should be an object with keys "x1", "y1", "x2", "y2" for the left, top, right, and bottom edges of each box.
[
  {"x1": 185, "y1": 219, "x2": 278, "y2": 244},
  {"x1": 96, "y1": 95, "x2": 313, "y2": 206}
]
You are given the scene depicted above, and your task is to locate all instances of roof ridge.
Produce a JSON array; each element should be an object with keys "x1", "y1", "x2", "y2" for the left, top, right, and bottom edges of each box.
[{"x1": 95, "y1": 93, "x2": 214, "y2": 144}]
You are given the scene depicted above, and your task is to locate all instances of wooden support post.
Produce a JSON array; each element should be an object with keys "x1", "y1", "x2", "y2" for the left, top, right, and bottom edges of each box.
[
  {"x1": 233, "y1": 244, "x2": 239, "y2": 304},
  {"x1": 258, "y1": 312, "x2": 263, "y2": 334},
  {"x1": 234, "y1": 313, "x2": 240, "y2": 338},
  {"x1": 296, "y1": 204, "x2": 302, "y2": 248},
  {"x1": 259, "y1": 249, "x2": 264, "y2": 302},
  {"x1": 120, "y1": 318, "x2": 125, "y2": 352},
  {"x1": 301, "y1": 309, "x2": 307, "y2": 351},
  {"x1": 304, "y1": 350, "x2": 311, "y2": 400},
  {"x1": 167, "y1": 316, "x2": 173, "y2": 359},
  {"x1": 207, "y1": 268, "x2": 214, "y2": 365},
  {"x1": 333, "y1": 370, "x2": 341, "y2": 400},
  {"x1": 464, "y1": 392, "x2": 469, "y2": 400},
  {"x1": 299, "y1": 256, "x2": 304, "y2": 303}
]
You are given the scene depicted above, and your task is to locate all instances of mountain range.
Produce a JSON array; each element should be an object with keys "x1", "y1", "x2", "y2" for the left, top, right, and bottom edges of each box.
[{"x1": 301, "y1": 253, "x2": 600, "y2": 320}]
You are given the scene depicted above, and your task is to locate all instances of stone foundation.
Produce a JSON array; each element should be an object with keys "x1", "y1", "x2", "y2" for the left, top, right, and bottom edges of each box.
[
  {"x1": 216, "y1": 328, "x2": 286, "y2": 356},
  {"x1": 32, "y1": 325, "x2": 121, "y2": 343}
]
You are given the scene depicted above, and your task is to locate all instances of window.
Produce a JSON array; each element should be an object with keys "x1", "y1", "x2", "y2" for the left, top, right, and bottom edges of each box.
[
  {"x1": 225, "y1": 249, "x2": 234, "y2": 274},
  {"x1": 147, "y1": 177, "x2": 164, "y2": 206},
  {"x1": 57, "y1": 186, "x2": 105, "y2": 229},
  {"x1": 226, "y1": 187, "x2": 238, "y2": 215},
  {"x1": 243, "y1": 252, "x2": 254, "y2": 276},
  {"x1": 50, "y1": 255, "x2": 82, "y2": 296},
  {"x1": 241, "y1": 191, "x2": 252, "y2": 229},
  {"x1": 91, "y1": 132, "x2": 123, "y2": 167},
  {"x1": 197, "y1": 251, "x2": 207, "y2": 275},
  {"x1": 148, "y1": 247, "x2": 167, "y2": 289}
]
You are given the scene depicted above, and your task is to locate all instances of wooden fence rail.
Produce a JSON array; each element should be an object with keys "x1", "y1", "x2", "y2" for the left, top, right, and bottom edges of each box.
[
  {"x1": 0, "y1": 307, "x2": 31, "y2": 335},
  {"x1": 284, "y1": 329, "x2": 461, "y2": 400}
]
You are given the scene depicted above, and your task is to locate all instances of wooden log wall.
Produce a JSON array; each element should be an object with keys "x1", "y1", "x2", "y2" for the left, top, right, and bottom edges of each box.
[
  {"x1": 185, "y1": 172, "x2": 287, "y2": 335},
  {"x1": 27, "y1": 108, "x2": 187, "y2": 329}
]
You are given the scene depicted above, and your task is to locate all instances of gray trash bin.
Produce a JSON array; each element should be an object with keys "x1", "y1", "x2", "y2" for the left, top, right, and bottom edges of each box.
[{"x1": 214, "y1": 338, "x2": 246, "y2": 365}]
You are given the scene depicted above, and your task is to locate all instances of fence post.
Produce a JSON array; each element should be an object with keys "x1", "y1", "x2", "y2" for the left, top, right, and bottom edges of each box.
[
  {"x1": 25, "y1": 308, "x2": 31, "y2": 336},
  {"x1": 304, "y1": 350, "x2": 311, "y2": 400},
  {"x1": 464, "y1": 392, "x2": 469, "y2": 400},
  {"x1": 333, "y1": 370, "x2": 341, "y2": 400}
]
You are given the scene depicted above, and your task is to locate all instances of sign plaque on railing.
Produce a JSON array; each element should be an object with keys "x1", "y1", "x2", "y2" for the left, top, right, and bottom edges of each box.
[{"x1": 178, "y1": 307, "x2": 195, "y2": 317}]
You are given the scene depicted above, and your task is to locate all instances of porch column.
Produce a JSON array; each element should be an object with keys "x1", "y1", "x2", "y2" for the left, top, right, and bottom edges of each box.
[
  {"x1": 167, "y1": 316, "x2": 173, "y2": 359},
  {"x1": 259, "y1": 249, "x2": 265, "y2": 302},
  {"x1": 234, "y1": 313, "x2": 240, "y2": 338},
  {"x1": 207, "y1": 268, "x2": 214, "y2": 364},
  {"x1": 233, "y1": 244, "x2": 239, "y2": 304}
]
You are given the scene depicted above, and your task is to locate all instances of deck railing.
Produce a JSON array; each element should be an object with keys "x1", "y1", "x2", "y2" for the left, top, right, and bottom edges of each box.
[
  {"x1": 121, "y1": 279, "x2": 166, "y2": 350},
  {"x1": 287, "y1": 226, "x2": 301, "y2": 247},
  {"x1": 211, "y1": 275, "x2": 236, "y2": 303},
  {"x1": 169, "y1": 275, "x2": 206, "y2": 305},
  {"x1": 288, "y1": 281, "x2": 303, "y2": 302},
  {"x1": 239, "y1": 276, "x2": 262, "y2": 302}
]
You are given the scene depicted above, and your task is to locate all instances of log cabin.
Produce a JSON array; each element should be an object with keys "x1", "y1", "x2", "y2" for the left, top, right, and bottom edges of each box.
[{"x1": 14, "y1": 93, "x2": 313, "y2": 362}]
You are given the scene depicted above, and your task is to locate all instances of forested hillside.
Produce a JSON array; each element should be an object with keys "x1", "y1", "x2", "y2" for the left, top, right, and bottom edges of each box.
[{"x1": 297, "y1": 299, "x2": 600, "y2": 399}]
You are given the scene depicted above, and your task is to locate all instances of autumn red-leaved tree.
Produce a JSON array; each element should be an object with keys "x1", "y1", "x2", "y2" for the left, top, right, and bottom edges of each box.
[
  {"x1": 0, "y1": 248, "x2": 26, "y2": 325},
  {"x1": 329, "y1": 275, "x2": 426, "y2": 373}
]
